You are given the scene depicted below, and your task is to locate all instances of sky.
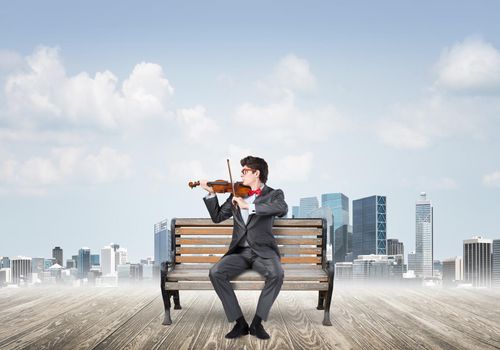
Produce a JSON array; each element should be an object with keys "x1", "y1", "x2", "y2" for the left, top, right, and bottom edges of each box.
[{"x1": 1, "y1": 1, "x2": 500, "y2": 263}]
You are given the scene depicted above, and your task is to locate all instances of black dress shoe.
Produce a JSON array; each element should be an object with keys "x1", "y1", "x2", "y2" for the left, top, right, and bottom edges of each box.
[
  {"x1": 225, "y1": 322, "x2": 249, "y2": 339},
  {"x1": 249, "y1": 323, "x2": 270, "y2": 340}
]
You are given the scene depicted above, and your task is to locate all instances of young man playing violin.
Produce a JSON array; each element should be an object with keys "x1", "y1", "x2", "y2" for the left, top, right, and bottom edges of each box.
[{"x1": 199, "y1": 155, "x2": 288, "y2": 340}]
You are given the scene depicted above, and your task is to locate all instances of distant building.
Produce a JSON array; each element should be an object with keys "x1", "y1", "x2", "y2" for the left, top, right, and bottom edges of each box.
[
  {"x1": 308, "y1": 206, "x2": 334, "y2": 259},
  {"x1": 77, "y1": 248, "x2": 91, "y2": 279},
  {"x1": 52, "y1": 246, "x2": 63, "y2": 266},
  {"x1": 415, "y1": 192, "x2": 433, "y2": 278},
  {"x1": 442, "y1": 257, "x2": 463, "y2": 286},
  {"x1": 66, "y1": 259, "x2": 76, "y2": 269},
  {"x1": 31, "y1": 258, "x2": 45, "y2": 274},
  {"x1": 154, "y1": 219, "x2": 171, "y2": 267},
  {"x1": 352, "y1": 254, "x2": 403, "y2": 282},
  {"x1": 91, "y1": 254, "x2": 100, "y2": 266},
  {"x1": 464, "y1": 236, "x2": 492, "y2": 287},
  {"x1": 101, "y1": 246, "x2": 115, "y2": 276},
  {"x1": 322, "y1": 193, "x2": 351, "y2": 263},
  {"x1": 0, "y1": 268, "x2": 11, "y2": 285},
  {"x1": 352, "y1": 195, "x2": 387, "y2": 257},
  {"x1": 299, "y1": 197, "x2": 319, "y2": 218},
  {"x1": 12, "y1": 257, "x2": 32, "y2": 284},
  {"x1": 493, "y1": 239, "x2": 500, "y2": 287},
  {"x1": 335, "y1": 262, "x2": 353, "y2": 281},
  {"x1": 387, "y1": 239, "x2": 404, "y2": 257},
  {"x1": 408, "y1": 251, "x2": 417, "y2": 272},
  {"x1": 1, "y1": 257, "x2": 10, "y2": 268},
  {"x1": 291, "y1": 206, "x2": 300, "y2": 218},
  {"x1": 72, "y1": 255, "x2": 78, "y2": 268}
]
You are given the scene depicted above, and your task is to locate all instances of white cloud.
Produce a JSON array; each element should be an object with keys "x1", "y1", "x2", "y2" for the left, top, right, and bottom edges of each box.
[
  {"x1": 236, "y1": 92, "x2": 349, "y2": 146},
  {"x1": 0, "y1": 146, "x2": 132, "y2": 194},
  {"x1": 483, "y1": 171, "x2": 500, "y2": 188},
  {"x1": 435, "y1": 37, "x2": 500, "y2": 91},
  {"x1": 176, "y1": 105, "x2": 219, "y2": 141},
  {"x1": 4, "y1": 46, "x2": 174, "y2": 129},
  {"x1": 273, "y1": 153, "x2": 313, "y2": 183},
  {"x1": 273, "y1": 54, "x2": 317, "y2": 92}
]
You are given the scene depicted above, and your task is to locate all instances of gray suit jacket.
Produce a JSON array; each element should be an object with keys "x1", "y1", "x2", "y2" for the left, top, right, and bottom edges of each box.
[{"x1": 203, "y1": 185, "x2": 288, "y2": 259}]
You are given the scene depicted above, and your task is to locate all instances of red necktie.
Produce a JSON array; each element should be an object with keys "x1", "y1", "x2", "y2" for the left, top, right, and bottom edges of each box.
[{"x1": 248, "y1": 188, "x2": 262, "y2": 196}]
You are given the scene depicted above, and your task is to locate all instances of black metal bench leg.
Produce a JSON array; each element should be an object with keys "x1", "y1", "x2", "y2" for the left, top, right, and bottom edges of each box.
[
  {"x1": 317, "y1": 291, "x2": 325, "y2": 310},
  {"x1": 323, "y1": 262, "x2": 334, "y2": 326},
  {"x1": 173, "y1": 290, "x2": 182, "y2": 309},
  {"x1": 160, "y1": 262, "x2": 173, "y2": 325}
]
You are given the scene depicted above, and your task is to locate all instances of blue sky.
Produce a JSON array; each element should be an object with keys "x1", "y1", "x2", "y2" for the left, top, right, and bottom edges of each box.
[{"x1": 1, "y1": 1, "x2": 500, "y2": 262}]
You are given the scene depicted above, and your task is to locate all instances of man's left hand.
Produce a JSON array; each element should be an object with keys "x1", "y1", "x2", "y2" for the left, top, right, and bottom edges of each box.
[{"x1": 232, "y1": 196, "x2": 249, "y2": 209}]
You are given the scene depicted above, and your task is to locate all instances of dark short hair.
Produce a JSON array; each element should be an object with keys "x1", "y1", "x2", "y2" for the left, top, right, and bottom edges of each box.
[{"x1": 240, "y1": 156, "x2": 268, "y2": 183}]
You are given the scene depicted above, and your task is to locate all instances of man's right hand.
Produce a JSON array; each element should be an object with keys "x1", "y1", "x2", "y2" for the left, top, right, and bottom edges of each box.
[{"x1": 199, "y1": 179, "x2": 215, "y2": 194}]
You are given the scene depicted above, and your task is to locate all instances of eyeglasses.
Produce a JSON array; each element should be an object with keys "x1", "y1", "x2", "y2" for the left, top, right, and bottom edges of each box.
[{"x1": 241, "y1": 168, "x2": 256, "y2": 175}]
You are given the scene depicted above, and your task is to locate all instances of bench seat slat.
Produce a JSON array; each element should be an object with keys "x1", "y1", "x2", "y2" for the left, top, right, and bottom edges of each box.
[
  {"x1": 165, "y1": 281, "x2": 329, "y2": 291},
  {"x1": 176, "y1": 227, "x2": 322, "y2": 236},
  {"x1": 176, "y1": 256, "x2": 321, "y2": 264},
  {"x1": 167, "y1": 270, "x2": 328, "y2": 281},
  {"x1": 174, "y1": 218, "x2": 324, "y2": 227},
  {"x1": 177, "y1": 237, "x2": 322, "y2": 245},
  {"x1": 176, "y1": 247, "x2": 322, "y2": 255},
  {"x1": 170, "y1": 264, "x2": 325, "y2": 270}
]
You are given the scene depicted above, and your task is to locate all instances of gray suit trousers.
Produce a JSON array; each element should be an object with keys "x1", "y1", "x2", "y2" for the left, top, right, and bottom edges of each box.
[{"x1": 209, "y1": 247, "x2": 284, "y2": 322}]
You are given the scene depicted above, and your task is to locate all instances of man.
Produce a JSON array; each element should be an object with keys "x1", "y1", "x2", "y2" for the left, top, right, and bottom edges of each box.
[{"x1": 199, "y1": 156, "x2": 288, "y2": 340}]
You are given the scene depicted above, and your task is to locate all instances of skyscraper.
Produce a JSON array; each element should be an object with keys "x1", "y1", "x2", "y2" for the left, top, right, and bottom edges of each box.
[
  {"x1": 91, "y1": 254, "x2": 100, "y2": 266},
  {"x1": 387, "y1": 239, "x2": 404, "y2": 257},
  {"x1": 101, "y1": 246, "x2": 115, "y2": 276},
  {"x1": 291, "y1": 206, "x2": 300, "y2": 218},
  {"x1": 464, "y1": 236, "x2": 492, "y2": 287},
  {"x1": 352, "y1": 195, "x2": 387, "y2": 258},
  {"x1": 1, "y1": 257, "x2": 10, "y2": 268},
  {"x1": 154, "y1": 219, "x2": 171, "y2": 267},
  {"x1": 12, "y1": 257, "x2": 32, "y2": 284},
  {"x1": 493, "y1": 239, "x2": 500, "y2": 287},
  {"x1": 442, "y1": 256, "x2": 463, "y2": 286},
  {"x1": 322, "y1": 193, "x2": 351, "y2": 263},
  {"x1": 308, "y1": 207, "x2": 334, "y2": 260},
  {"x1": 299, "y1": 197, "x2": 319, "y2": 218},
  {"x1": 77, "y1": 248, "x2": 91, "y2": 279},
  {"x1": 415, "y1": 192, "x2": 433, "y2": 278},
  {"x1": 52, "y1": 246, "x2": 63, "y2": 266}
]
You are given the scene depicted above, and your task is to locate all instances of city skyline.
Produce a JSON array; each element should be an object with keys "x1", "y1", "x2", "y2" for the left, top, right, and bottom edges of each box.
[{"x1": 1, "y1": 1, "x2": 500, "y2": 262}]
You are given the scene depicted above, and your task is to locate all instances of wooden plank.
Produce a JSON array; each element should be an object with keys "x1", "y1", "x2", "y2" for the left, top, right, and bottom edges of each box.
[
  {"x1": 177, "y1": 246, "x2": 322, "y2": 255},
  {"x1": 177, "y1": 237, "x2": 322, "y2": 245},
  {"x1": 165, "y1": 281, "x2": 329, "y2": 290},
  {"x1": 176, "y1": 256, "x2": 322, "y2": 264},
  {"x1": 171, "y1": 263, "x2": 325, "y2": 270},
  {"x1": 167, "y1": 270, "x2": 328, "y2": 282},
  {"x1": 174, "y1": 218, "x2": 323, "y2": 227},
  {"x1": 176, "y1": 227, "x2": 322, "y2": 236}
]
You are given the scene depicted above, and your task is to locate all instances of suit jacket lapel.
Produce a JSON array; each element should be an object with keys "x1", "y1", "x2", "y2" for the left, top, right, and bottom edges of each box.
[{"x1": 246, "y1": 185, "x2": 272, "y2": 229}]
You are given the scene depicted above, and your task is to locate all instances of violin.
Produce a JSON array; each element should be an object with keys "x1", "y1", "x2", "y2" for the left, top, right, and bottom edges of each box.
[{"x1": 188, "y1": 180, "x2": 251, "y2": 197}]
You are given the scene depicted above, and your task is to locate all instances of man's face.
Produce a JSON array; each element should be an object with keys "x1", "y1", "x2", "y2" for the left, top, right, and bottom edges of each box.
[{"x1": 241, "y1": 166, "x2": 259, "y2": 186}]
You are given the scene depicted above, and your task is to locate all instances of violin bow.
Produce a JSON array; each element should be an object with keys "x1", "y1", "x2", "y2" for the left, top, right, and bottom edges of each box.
[{"x1": 226, "y1": 159, "x2": 236, "y2": 197}]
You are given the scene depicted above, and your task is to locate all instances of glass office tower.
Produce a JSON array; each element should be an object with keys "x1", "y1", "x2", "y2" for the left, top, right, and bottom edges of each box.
[
  {"x1": 352, "y1": 195, "x2": 387, "y2": 258},
  {"x1": 322, "y1": 193, "x2": 350, "y2": 263},
  {"x1": 415, "y1": 192, "x2": 433, "y2": 278}
]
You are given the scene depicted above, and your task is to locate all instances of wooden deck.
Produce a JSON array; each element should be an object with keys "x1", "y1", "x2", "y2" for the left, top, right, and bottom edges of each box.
[{"x1": 1, "y1": 286, "x2": 499, "y2": 349}]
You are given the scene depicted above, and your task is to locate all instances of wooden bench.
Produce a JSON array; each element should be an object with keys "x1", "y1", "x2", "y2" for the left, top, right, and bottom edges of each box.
[{"x1": 160, "y1": 218, "x2": 335, "y2": 326}]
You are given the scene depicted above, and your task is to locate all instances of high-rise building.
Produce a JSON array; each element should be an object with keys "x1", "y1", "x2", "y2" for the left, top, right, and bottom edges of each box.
[
  {"x1": 352, "y1": 195, "x2": 386, "y2": 258},
  {"x1": 77, "y1": 248, "x2": 91, "y2": 279},
  {"x1": 308, "y1": 206, "x2": 334, "y2": 259},
  {"x1": 464, "y1": 236, "x2": 492, "y2": 287},
  {"x1": 66, "y1": 259, "x2": 76, "y2": 269},
  {"x1": 299, "y1": 197, "x2": 319, "y2": 217},
  {"x1": 12, "y1": 257, "x2": 32, "y2": 284},
  {"x1": 493, "y1": 239, "x2": 500, "y2": 287},
  {"x1": 101, "y1": 246, "x2": 115, "y2": 276},
  {"x1": 52, "y1": 246, "x2": 63, "y2": 266},
  {"x1": 291, "y1": 206, "x2": 300, "y2": 218},
  {"x1": 31, "y1": 258, "x2": 45, "y2": 274},
  {"x1": 72, "y1": 255, "x2": 78, "y2": 268},
  {"x1": 387, "y1": 239, "x2": 404, "y2": 257},
  {"x1": 322, "y1": 193, "x2": 351, "y2": 263},
  {"x1": 407, "y1": 251, "x2": 417, "y2": 272},
  {"x1": 91, "y1": 254, "x2": 100, "y2": 266},
  {"x1": 1, "y1": 257, "x2": 10, "y2": 268},
  {"x1": 116, "y1": 248, "x2": 128, "y2": 266},
  {"x1": 442, "y1": 256, "x2": 463, "y2": 286},
  {"x1": 415, "y1": 192, "x2": 433, "y2": 278},
  {"x1": 154, "y1": 219, "x2": 171, "y2": 267}
]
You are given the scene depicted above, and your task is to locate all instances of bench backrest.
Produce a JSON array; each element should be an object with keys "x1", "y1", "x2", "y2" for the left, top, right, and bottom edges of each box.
[{"x1": 170, "y1": 218, "x2": 327, "y2": 269}]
